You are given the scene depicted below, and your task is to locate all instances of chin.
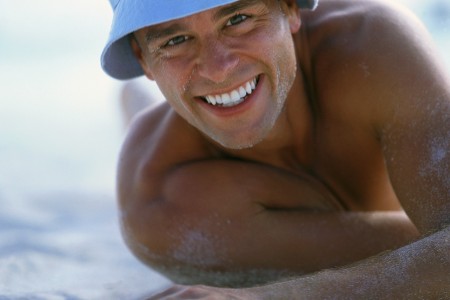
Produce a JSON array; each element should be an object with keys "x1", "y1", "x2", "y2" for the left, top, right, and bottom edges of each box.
[
  {"x1": 209, "y1": 131, "x2": 267, "y2": 150},
  {"x1": 219, "y1": 141, "x2": 257, "y2": 150}
]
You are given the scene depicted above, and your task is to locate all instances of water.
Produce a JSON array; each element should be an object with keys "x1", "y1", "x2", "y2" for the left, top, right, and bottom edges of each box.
[{"x1": 0, "y1": 0, "x2": 449, "y2": 299}]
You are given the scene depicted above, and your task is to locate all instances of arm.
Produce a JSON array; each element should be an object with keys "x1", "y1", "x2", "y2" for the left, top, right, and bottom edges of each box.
[
  {"x1": 119, "y1": 112, "x2": 418, "y2": 287},
  {"x1": 264, "y1": 2, "x2": 450, "y2": 296},
  {"x1": 147, "y1": 0, "x2": 450, "y2": 297},
  {"x1": 149, "y1": 227, "x2": 450, "y2": 300},
  {"x1": 258, "y1": 227, "x2": 450, "y2": 299},
  {"x1": 149, "y1": 227, "x2": 448, "y2": 299}
]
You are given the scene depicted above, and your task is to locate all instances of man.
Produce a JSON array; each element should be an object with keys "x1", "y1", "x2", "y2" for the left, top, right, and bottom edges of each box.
[{"x1": 101, "y1": 0, "x2": 449, "y2": 298}]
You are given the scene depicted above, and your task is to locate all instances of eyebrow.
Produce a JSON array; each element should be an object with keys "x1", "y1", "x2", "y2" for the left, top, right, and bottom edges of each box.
[
  {"x1": 212, "y1": 0, "x2": 262, "y2": 22},
  {"x1": 144, "y1": 0, "x2": 262, "y2": 44},
  {"x1": 144, "y1": 24, "x2": 185, "y2": 44}
]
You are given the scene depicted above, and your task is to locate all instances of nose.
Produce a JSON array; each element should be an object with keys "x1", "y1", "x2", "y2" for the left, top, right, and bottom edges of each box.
[{"x1": 195, "y1": 38, "x2": 239, "y2": 83}]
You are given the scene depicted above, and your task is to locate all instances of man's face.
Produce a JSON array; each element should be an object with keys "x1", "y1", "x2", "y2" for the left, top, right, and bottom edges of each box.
[{"x1": 134, "y1": 0, "x2": 301, "y2": 149}]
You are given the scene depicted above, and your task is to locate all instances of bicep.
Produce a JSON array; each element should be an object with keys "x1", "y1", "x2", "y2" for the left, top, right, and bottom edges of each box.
[
  {"x1": 119, "y1": 159, "x2": 348, "y2": 283},
  {"x1": 374, "y1": 5, "x2": 450, "y2": 232},
  {"x1": 125, "y1": 159, "x2": 344, "y2": 254},
  {"x1": 381, "y1": 99, "x2": 450, "y2": 233},
  {"x1": 120, "y1": 159, "x2": 419, "y2": 287},
  {"x1": 162, "y1": 160, "x2": 342, "y2": 213}
]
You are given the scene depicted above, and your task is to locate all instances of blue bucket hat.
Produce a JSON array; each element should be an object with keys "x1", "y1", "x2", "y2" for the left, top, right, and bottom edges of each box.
[{"x1": 101, "y1": 0, "x2": 319, "y2": 80}]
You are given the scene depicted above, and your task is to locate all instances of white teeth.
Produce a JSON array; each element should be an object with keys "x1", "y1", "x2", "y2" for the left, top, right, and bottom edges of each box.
[
  {"x1": 206, "y1": 95, "x2": 216, "y2": 105},
  {"x1": 203, "y1": 76, "x2": 258, "y2": 107},
  {"x1": 223, "y1": 98, "x2": 245, "y2": 107},
  {"x1": 222, "y1": 93, "x2": 231, "y2": 105},
  {"x1": 245, "y1": 82, "x2": 252, "y2": 94},
  {"x1": 230, "y1": 90, "x2": 241, "y2": 102},
  {"x1": 239, "y1": 87, "x2": 246, "y2": 98}
]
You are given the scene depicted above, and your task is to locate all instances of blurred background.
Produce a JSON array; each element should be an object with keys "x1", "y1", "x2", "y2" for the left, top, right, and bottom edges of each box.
[
  {"x1": 0, "y1": 0, "x2": 449, "y2": 299},
  {"x1": 0, "y1": 1, "x2": 169, "y2": 299}
]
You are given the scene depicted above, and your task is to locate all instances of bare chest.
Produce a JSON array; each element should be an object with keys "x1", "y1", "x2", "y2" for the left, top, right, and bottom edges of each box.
[{"x1": 310, "y1": 120, "x2": 401, "y2": 211}]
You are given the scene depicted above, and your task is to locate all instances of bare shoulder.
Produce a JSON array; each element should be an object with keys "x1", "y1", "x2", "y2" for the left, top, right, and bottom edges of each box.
[
  {"x1": 117, "y1": 101, "x2": 213, "y2": 204},
  {"x1": 303, "y1": 0, "x2": 431, "y2": 54},
  {"x1": 301, "y1": 0, "x2": 449, "y2": 124},
  {"x1": 303, "y1": 0, "x2": 450, "y2": 231}
]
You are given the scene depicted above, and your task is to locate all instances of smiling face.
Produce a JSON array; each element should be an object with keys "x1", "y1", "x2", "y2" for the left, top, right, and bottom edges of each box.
[{"x1": 133, "y1": 0, "x2": 301, "y2": 149}]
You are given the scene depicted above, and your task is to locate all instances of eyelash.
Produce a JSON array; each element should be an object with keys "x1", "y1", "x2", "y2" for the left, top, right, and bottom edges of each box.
[
  {"x1": 161, "y1": 13, "x2": 251, "y2": 49},
  {"x1": 165, "y1": 35, "x2": 190, "y2": 47},
  {"x1": 226, "y1": 13, "x2": 249, "y2": 26}
]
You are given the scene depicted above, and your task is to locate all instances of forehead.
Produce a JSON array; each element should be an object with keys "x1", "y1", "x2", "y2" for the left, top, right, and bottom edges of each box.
[{"x1": 135, "y1": 0, "x2": 268, "y2": 40}]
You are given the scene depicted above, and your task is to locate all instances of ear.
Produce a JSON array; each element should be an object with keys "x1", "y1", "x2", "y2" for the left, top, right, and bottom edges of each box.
[
  {"x1": 130, "y1": 35, "x2": 155, "y2": 81},
  {"x1": 279, "y1": 0, "x2": 302, "y2": 34}
]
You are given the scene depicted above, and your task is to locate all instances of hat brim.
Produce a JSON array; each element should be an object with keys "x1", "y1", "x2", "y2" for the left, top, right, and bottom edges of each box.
[{"x1": 101, "y1": 0, "x2": 319, "y2": 80}]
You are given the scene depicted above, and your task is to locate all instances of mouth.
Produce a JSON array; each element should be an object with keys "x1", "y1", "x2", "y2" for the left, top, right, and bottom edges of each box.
[{"x1": 200, "y1": 76, "x2": 260, "y2": 108}]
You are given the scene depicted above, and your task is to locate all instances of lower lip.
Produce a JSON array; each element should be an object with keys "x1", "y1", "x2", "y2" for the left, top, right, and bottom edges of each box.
[{"x1": 197, "y1": 75, "x2": 263, "y2": 117}]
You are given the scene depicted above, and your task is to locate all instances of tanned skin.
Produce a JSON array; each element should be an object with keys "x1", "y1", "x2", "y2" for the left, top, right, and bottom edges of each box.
[{"x1": 116, "y1": 0, "x2": 449, "y2": 297}]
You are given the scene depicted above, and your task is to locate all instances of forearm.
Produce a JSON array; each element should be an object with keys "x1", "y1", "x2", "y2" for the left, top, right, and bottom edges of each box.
[
  {"x1": 250, "y1": 226, "x2": 450, "y2": 299},
  {"x1": 127, "y1": 210, "x2": 418, "y2": 288},
  {"x1": 126, "y1": 160, "x2": 419, "y2": 287}
]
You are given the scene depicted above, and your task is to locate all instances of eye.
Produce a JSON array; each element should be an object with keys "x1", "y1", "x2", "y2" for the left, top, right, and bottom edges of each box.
[
  {"x1": 226, "y1": 14, "x2": 249, "y2": 26},
  {"x1": 165, "y1": 35, "x2": 189, "y2": 47}
]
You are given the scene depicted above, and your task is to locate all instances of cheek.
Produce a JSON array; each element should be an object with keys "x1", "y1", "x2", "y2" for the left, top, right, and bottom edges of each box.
[
  {"x1": 153, "y1": 64, "x2": 192, "y2": 101},
  {"x1": 243, "y1": 19, "x2": 297, "y2": 70},
  {"x1": 252, "y1": 33, "x2": 297, "y2": 97},
  {"x1": 156, "y1": 76, "x2": 202, "y2": 126}
]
